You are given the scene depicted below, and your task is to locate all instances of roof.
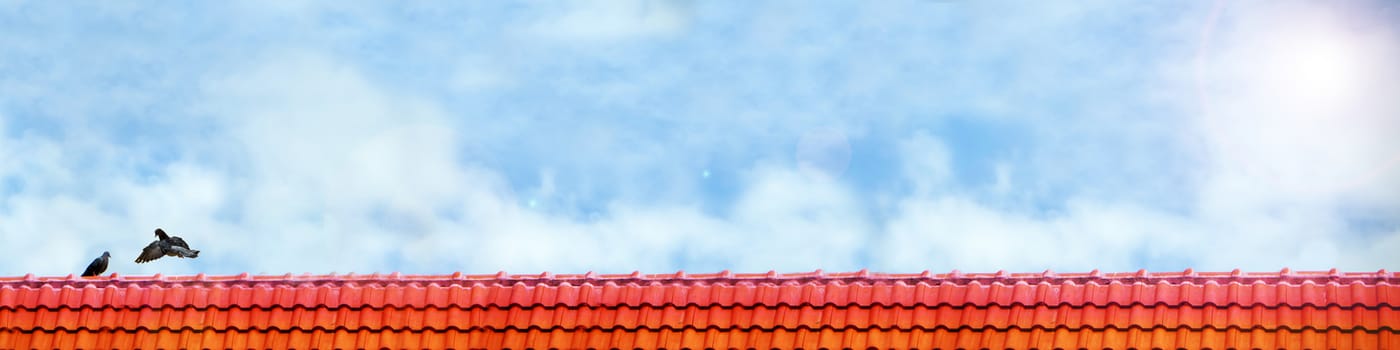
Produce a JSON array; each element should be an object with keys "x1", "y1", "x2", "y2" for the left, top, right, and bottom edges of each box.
[{"x1": 2, "y1": 269, "x2": 1397, "y2": 349}]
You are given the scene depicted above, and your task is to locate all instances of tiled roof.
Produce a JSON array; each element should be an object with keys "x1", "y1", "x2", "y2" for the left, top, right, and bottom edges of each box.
[{"x1": 2, "y1": 269, "x2": 1397, "y2": 349}]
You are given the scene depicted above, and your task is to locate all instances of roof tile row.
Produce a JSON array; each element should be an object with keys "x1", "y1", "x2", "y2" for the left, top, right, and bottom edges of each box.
[
  {"x1": 5, "y1": 326, "x2": 1398, "y2": 350},
  {"x1": 4, "y1": 271, "x2": 1398, "y2": 349},
  {"x1": 4, "y1": 279, "x2": 1396, "y2": 309},
  {"x1": 4, "y1": 304, "x2": 1396, "y2": 332},
  {"x1": 5, "y1": 269, "x2": 1391, "y2": 285}
]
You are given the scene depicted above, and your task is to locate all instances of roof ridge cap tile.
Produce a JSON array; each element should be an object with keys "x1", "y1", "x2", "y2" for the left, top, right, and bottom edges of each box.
[
  {"x1": 4, "y1": 300, "x2": 1395, "y2": 309},
  {"x1": 4, "y1": 273, "x2": 1396, "y2": 309},
  {"x1": 5, "y1": 278, "x2": 1395, "y2": 286},
  {"x1": 3, "y1": 269, "x2": 1396, "y2": 286}
]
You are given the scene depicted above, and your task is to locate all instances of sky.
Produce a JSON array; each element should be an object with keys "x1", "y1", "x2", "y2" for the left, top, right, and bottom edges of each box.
[{"x1": 1, "y1": 1, "x2": 1398, "y2": 277}]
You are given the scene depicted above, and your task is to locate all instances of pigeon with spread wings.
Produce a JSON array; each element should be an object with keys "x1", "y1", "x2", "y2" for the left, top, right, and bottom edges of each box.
[{"x1": 135, "y1": 228, "x2": 200, "y2": 263}]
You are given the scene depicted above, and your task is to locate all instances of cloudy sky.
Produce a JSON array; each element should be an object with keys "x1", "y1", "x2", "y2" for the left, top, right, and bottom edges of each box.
[{"x1": 2, "y1": 1, "x2": 1398, "y2": 277}]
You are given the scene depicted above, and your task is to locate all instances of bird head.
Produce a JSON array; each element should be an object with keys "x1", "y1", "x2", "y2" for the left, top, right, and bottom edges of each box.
[{"x1": 102, "y1": 251, "x2": 111, "y2": 258}]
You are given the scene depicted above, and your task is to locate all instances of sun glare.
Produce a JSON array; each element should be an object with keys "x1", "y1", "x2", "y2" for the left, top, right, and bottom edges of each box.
[
  {"x1": 1248, "y1": 16, "x2": 1376, "y2": 110},
  {"x1": 1276, "y1": 34, "x2": 1365, "y2": 105}
]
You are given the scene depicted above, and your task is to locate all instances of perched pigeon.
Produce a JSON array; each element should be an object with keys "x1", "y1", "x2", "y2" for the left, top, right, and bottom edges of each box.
[
  {"x1": 82, "y1": 251, "x2": 111, "y2": 277},
  {"x1": 135, "y1": 228, "x2": 200, "y2": 263}
]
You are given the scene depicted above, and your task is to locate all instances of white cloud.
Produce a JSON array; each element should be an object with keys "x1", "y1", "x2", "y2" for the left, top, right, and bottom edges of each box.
[
  {"x1": 2, "y1": 2, "x2": 1397, "y2": 278},
  {"x1": 1185, "y1": 2, "x2": 1400, "y2": 268},
  {"x1": 191, "y1": 51, "x2": 504, "y2": 274},
  {"x1": 876, "y1": 169, "x2": 1196, "y2": 272},
  {"x1": 723, "y1": 166, "x2": 869, "y2": 271},
  {"x1": 401, "y1": 163, "x2": 871, "y2": 274},
  {"x1": 875, "y1": 119, "x2": 1399, "y2": 272},
  {"x1": 1195, "y1": 2, "x2": 1400, "y2": 213},
  {"x1": 898, "y1": 2, "x2": 1400, "y2": 271},
  {"x1": 184, "y1": 50, "x2": 878, "y2": 276}
]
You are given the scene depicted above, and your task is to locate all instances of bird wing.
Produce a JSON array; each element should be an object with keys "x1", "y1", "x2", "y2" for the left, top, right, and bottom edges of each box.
[
  {"x1": 154, "y1": 228, "x2": 170, "y2": 241},
  {"x1": 168, "y1": 236, "x2": 191, "y2": 249},
  {"x1": 135, "y1": 241, "x2": 164, "y2": 263},
  {"x1": 81, "y1": 257, "x2": 107, "y2": 277}
]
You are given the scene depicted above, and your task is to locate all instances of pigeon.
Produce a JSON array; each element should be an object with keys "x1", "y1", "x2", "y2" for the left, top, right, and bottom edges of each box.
[
  {"x1": 135, "y1": 228, "x2": 200, "y2": 263},
  {"x1": 82, "y1": 251, "x2": 111, "y2": 277}
]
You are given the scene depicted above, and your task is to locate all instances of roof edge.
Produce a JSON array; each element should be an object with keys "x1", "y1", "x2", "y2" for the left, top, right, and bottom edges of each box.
[{"x1": 2, "y1": 268, "x2": 1395, "y2": 286}]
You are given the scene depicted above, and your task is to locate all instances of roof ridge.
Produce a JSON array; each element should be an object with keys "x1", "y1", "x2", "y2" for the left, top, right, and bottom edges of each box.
[{"x1": 2, "y1": 268, "x2": 1395, "y2": 285}]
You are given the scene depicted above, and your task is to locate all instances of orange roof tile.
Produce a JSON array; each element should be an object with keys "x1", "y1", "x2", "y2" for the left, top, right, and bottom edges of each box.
[
  {"x1": 6, "y1": 328, "x2": 1400, "y2": 350},
  {"x1": 2, "y1": 269, "x2": 1396, "y2": 349}
]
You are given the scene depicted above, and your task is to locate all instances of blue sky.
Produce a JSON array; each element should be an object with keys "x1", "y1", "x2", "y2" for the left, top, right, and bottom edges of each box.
[{"x1": 2, "y1": 1, "x2": 1398, "y2": 276}]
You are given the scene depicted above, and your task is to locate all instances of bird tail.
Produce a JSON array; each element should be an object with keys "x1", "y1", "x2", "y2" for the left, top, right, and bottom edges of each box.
[{"x1": 171, "y1": 246, "x2": 200, "y2": 258}]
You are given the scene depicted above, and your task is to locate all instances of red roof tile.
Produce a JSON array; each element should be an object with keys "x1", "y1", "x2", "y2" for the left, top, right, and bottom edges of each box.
[
  {"x1": 5, "y1": 327, "x2": 1400, "y2": 350},
  {"x1": 2, "y1": 269, "x2": 1396, "y2": 349},
  {"x1": 4, "y1": 273, "x2": 1395, "y2": 309},
  {"x1": 5, "y1": 305, "x2": 1397, "y2": 332}
]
